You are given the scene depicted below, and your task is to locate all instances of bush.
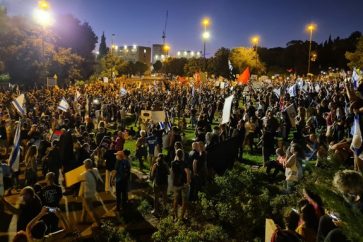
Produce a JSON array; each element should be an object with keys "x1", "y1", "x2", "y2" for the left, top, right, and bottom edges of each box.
[{"x1": 93, "y1": 219, "x2": 135, "y2": 242}]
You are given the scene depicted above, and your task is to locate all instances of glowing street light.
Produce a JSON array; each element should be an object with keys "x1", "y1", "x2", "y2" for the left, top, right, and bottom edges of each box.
[
  {"x1": 306, "y1": 23, "x2": 317, "y2": 74},
  {"x1": 201, "y1": 17, "x2": 211, "y2": 60},
  {"x1": 202, "y1": 17, "x2": 210, "y2": 31},
  {"x1": 33, "y1": 0, "x2": 54, "y2": 27},
  {"x1": 163, "y1": 44, "x2": 170, "y2": 56},
  {"x1": 251, "y1": 36, "x2": 260, "y2": 48}
]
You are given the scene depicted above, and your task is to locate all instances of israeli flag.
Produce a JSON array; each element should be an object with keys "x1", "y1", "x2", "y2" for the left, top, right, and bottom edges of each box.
[
  {"x1": 57, "y1": 97, "x2": 70, "y2": 112},
  {"x1": 228, "y1": 59, "x2": 235, "y2": 79},
  {"x1": 11, "y1": 94, "x2": 26, "y2": 116},
  {"x1": 120, "y1": 88, "x2": 127, "y2": 96},
  {"x1": 9, "y1": 121, "x2": 21, "y2": 172},
  {"x1": 352, "y1": 68, "x2": 360, "y2": 90},
  {"x1": 273, "y1": 88, "x2": 281, "y2": 98},
  {"x1": 288, "y1": 84, "x2": 297, "y2": 97}
]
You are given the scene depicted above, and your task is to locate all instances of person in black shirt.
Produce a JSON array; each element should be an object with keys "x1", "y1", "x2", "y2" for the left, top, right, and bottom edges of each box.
[
  {"x1": 0, "y1": 186, "x2": 42, "y2": 231},
  {"x1": 150, "y1": 154, "x2": 169, "y2": 216},
  {"x1": 103, "y1": 143, "x2": 116, "y2": 193},
  {"x1": 39, "y1": 172, "x2": 62, "y2": 233}
]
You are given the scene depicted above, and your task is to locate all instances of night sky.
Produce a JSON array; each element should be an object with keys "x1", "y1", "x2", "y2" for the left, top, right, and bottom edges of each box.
[{"x1": 3, "y1": 0, "x2": 363, "y2": 56}]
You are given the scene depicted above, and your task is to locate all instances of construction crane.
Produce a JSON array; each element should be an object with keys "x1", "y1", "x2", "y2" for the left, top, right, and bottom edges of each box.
[{"x1": 162, "y1": 10, "x2": 168, "y2": 44}]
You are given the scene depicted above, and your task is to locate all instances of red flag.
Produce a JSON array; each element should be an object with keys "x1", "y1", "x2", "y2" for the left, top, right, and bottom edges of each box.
[
  {"x1": 238, "y1": 67, "x2": 250, "y2": 85},
  {"x1": 178, "y1": 76, "x2": 187, "y2": 85}
]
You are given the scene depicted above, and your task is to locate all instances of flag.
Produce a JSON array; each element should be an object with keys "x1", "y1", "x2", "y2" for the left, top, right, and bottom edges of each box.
[
  {"x1": 288, "y1": 84, "x2": 297, "y2": 97},
  {"x1": 11, "y1": 94, "x2": 26, "y2": 116},
  {"x1": 57, "y1": 97, "x2": 70, "y2": 112},
  {"x1": 351, "y1": 115, "x2": 363, "y2": 154},
  {"x1": 178, "y1": 76, "x2": 187, "y2": 85},
  {"x1": 273, "y1": 88, "x2": 281, "y2": 98},
  {"x1": 228, "y1": 59, "x2": 236, "y2": 80},
  {"x1": 191, "y1": 86, "x2": 195, "y2": 97},
  {"x1": 120, "y1": 88, "x2": 128, "y2": 96},
  {"x1": 352, "y1": 68, "x2": 360, "y2": 90},
  {"x1": 9, "y1": 121, "x2": 21, "y2": 172},
  {"x1": 238, "y1": 67, "x2": 250, "y2": 85}
]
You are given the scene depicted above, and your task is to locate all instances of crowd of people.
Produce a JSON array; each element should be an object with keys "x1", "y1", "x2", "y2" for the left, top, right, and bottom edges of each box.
[{"x1": 0, "y1": 71, "x2": 362, "y2": 241}]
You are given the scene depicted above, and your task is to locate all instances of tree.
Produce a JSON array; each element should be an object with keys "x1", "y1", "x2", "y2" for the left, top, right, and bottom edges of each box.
[
  {"x1": 50, "y1": 48, "x2": 83, "y2": 85},
  {"x1": 96, "y1": 52, "x2": 124, "y2": 78},
  {"x1": 230, "y1": 47, "x2": 265, "y2": 74},
  {"x1": 98, "y1": 32, "x2": 108, "y2": 59},
  {"x1": 184, "y1": 58, "x2": 204, "y2": 76},
  {"x1": 346, "y1": 36, "x2": 363, "y2": 69},
  {"x1": 153, "y1": 60, "x2": 162, "y2": 73},
  {"x1": 162, "y1": 58, "x2": 187, "y2": 76},
  {"x1": 134, "y1": 61, "x2": 148, "y2": 75},
  {"x1": 52, "y1": 14, "x2": 98, "y2": 78},
  {"x1": 209, "y1": 47, "x2": 231, "y2": 79}
]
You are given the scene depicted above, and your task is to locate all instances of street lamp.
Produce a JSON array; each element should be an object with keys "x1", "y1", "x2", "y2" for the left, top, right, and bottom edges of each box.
[
  {"x1": 306, "y1": 23, "x2": 317, "y2": 74},
  {"x1": 163, "y1": 44, "x2": 170, "y2": 56},
  {"x1": 33, "y1": 0, "x2": 53, "y2": 85},
  {"x1": 202, "y1": 31, "x2": 210, "y2": 58},
  {"x1": 201, "y1": 17, "x2": 211, "y2": 59},
  {"x1": 251, "y1": 36, "x2": 260, "y2": 49}
]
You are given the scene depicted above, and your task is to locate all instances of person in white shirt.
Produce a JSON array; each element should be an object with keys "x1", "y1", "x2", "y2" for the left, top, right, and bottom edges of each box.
[
  {"x1": 79, "y1": 159, "x2": 102, "y2": 226},
  {"x1": 284, "y1": 145, "x2": 303, "y2": 193}
]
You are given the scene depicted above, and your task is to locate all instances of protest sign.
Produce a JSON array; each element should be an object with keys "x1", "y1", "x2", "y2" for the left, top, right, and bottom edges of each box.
[
  {"x1": 221, "y1": 95, "x2": 234, "y2": 124},
  {"x1": 141, "y1": 110, "x2": 166, "y2": 123},
  {"x1": 65, "y1": 165, "x2": 86, "y2": 187}
]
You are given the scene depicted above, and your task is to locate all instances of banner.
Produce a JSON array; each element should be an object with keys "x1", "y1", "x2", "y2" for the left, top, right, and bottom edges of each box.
[
  {"x1": 285, "y1": 104, "x2": 297, "y2": 128},
  {"x1": 141, "y1": 110, "x2": 166, "y2": 123},
  {"x1": 65, "y1": 165, "x2": 87, "y2": 187},
  {"x1": 221, "y1": 95, "x2": 234, "y2": 124},
  {"x1": 265, "y1": 219, "x2": 277, "y2": 242}
]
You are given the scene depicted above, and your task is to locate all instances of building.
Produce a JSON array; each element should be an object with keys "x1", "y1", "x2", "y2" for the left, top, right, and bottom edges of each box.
[
  {"x1": 175, "y1": 50, "x2": 202, "y2": 59},
  {"x1": 115, "y1": 45, "x2": 151, "y2": 66},
  {"x1": 152, "y1": 44, "x2": 168, "y2": 63}
]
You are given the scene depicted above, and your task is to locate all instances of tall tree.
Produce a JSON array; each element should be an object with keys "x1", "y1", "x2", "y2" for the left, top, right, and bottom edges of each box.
[
  {"x1": 52, "y1": 14, "x2": 98, "y2": 78},
  {"x1": 346, "y1": 37, "x2": 363, "y2": 69},
  {"x1": 208, "y1": 47, "x2": 231, "y2": 79},
  {"x1": 153, "y1": 60, "x2": 162, "y2": 73},
  {"x1": 230, "y1": 47, "x2": 265, "y2": 74},
  {"x1": 98, "y1": 32, "x2": 108, "y2": 59}
]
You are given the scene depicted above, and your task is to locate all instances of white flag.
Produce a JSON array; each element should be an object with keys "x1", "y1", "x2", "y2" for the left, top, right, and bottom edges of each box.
[
  {"x1": 11, "y1": 94, "x2": 26, "y2": 116},
  {"x1": 9, "y1": 121, "x2": 21, "y2": 172},
  {"x1": 120, "y1": 88, "x2": 127, "y2": 96},
  {"x1": 58, "y1": 97, "x2": 70, "y2": 112}
]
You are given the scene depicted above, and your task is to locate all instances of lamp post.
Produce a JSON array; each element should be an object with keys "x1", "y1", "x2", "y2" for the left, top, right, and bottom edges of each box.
[
  {"x1": 33, "y1": 0, "x2": 53, "y2": 85},
  {"x1": 250, "y1": 36, "x2": 260, "y2": 67},
  {"x1": 201, "y1": 18, "x2": 210, "y2": 59},
  {"x1": 306, "y1": 23, "x2": 316, "y2": 74},
  {"x1": 163, "y1": 44, "x2": 170, "y2": 57}
]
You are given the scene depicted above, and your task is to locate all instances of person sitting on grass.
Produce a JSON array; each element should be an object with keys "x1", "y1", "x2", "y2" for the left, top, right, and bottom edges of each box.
[{"x1": 266, "y1": 148, "x2": 286, "y2": 180}]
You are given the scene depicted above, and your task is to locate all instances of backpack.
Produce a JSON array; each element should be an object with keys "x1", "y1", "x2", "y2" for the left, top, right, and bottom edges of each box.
[
  {"x1": 90, "y1": 170, "x2": 103, "y2": 193},
  {"x1": 172, "y1": 160, "x2": 186, "y2": 187}
]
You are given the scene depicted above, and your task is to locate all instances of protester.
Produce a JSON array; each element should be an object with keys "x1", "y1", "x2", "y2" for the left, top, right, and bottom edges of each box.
[
  {"x1": 114, "y1": 149, "x2": 131, "y2": 211},
  {"x1": 0, "y1": 186, "x2": 42, "y2": 231},
  {"x1": 150, "y1": 154, "x2": 169, "y2": 216},
  {"x1": 79, "y1": 158, "x2": 102, "y2": 226},
  {"x1": 171, "y1": 149, "x2": 191, "y2": 220}
]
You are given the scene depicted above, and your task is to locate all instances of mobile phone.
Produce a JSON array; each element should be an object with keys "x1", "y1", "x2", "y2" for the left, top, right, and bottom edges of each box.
[
  {"x1": 329, "y1": 213, "x2": 340, "y2": 221},
  {"x1": 48, "y1": 207, "x2": 56, "y2": 213}
]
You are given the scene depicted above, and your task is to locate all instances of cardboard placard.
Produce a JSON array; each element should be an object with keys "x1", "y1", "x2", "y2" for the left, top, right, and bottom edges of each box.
[
  {"x1": 221, "y1": 95, "x2": 234, "y2": 124},
  {"x1": 141, "y1": 110, "x2": 166, "y2": 123},
  {"x1": 65, "y1": 165, "x2": 87, "y2": 187}
]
